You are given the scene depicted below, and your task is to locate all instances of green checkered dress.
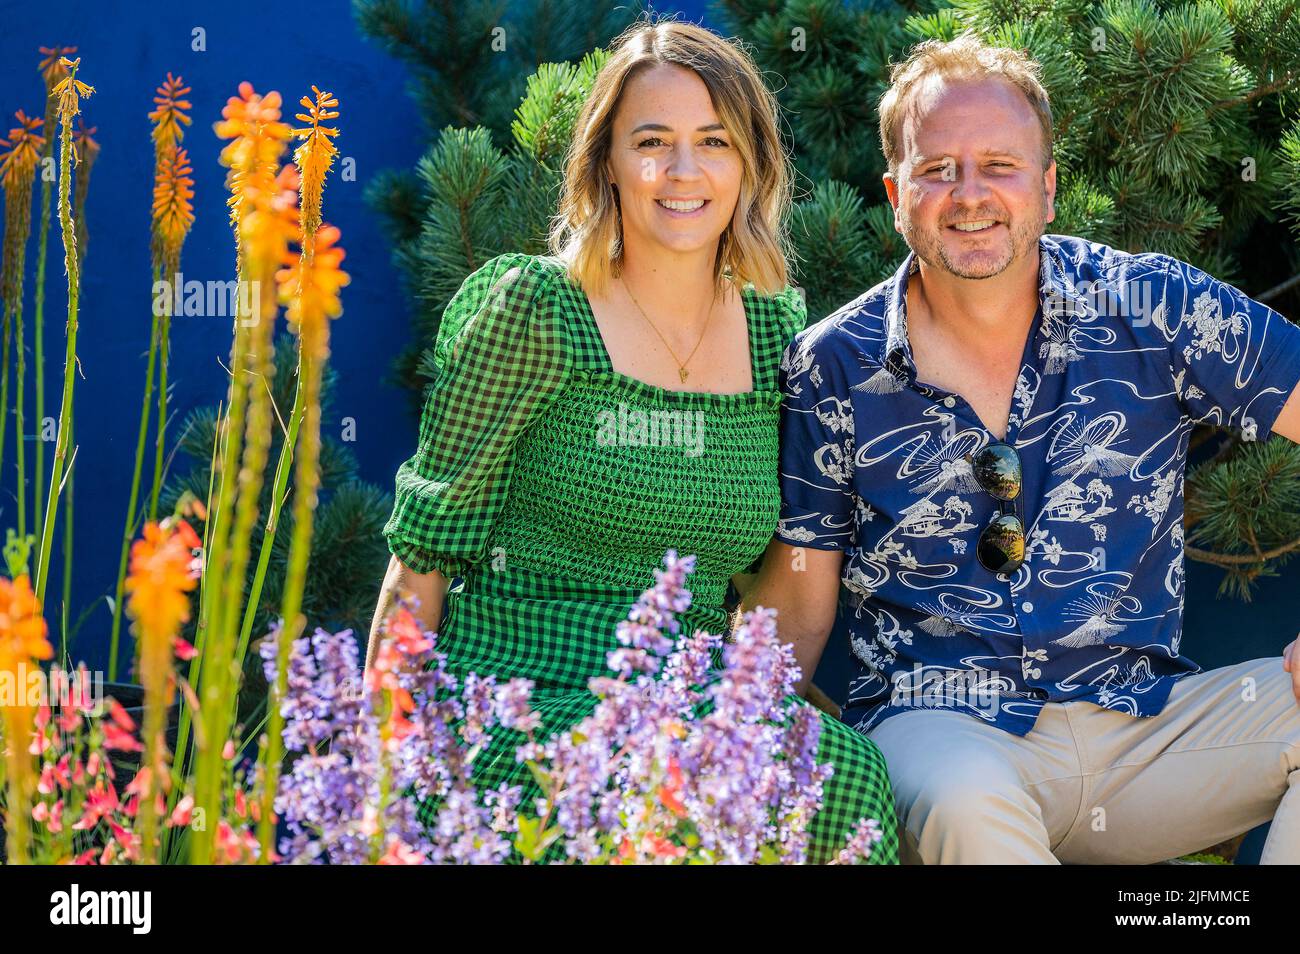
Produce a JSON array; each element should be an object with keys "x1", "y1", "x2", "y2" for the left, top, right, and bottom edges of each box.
[{"x1": 384, "y1": 252, "x2": 899, "y2": 864}]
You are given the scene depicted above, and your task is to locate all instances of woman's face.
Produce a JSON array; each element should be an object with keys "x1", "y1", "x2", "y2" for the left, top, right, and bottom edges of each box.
[{"x1": 606, "y1": 63, "x2": 744, "y2": 262}]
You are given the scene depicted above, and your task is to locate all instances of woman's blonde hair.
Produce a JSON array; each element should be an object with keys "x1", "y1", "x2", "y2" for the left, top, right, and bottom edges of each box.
[
  {"x1": 878, "y1": 31, "x2": 1054, "y2": 176},
  {"x1": 549, "y1": 18, "x2": 791, "y2": 297}
]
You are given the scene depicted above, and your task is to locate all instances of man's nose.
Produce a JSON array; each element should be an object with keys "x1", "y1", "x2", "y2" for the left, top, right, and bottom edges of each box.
[{"x1": 948, "y1": 160, "x2": 992, "y2": 203}]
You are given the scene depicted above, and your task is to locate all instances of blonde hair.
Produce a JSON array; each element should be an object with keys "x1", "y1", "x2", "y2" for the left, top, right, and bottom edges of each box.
[
  {"x1": 878, "y1": 31, "x2": 1054, "y2": 175},
  {"x1": 549, "y1": 18, "x2": 791, "y2": 297}
]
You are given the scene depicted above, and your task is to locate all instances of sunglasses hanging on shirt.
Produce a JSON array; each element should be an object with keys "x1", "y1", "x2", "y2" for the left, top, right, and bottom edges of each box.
[{"x1": 966, "y1": 441, "x2": 1025, "y2": 575}]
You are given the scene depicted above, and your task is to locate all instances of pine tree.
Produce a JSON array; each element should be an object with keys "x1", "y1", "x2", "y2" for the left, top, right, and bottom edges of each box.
[{"x1": 355, "y1": 0, "x2": 638, "y2": 408}]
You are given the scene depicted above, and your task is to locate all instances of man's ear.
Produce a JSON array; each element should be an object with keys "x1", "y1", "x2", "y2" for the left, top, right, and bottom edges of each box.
[
  {"x1": 1044, "y1": 157, "x2": 1057, "y2": 225},
  {"x1": 883, "y1": 171, "x2": 903, "y2": 234}
]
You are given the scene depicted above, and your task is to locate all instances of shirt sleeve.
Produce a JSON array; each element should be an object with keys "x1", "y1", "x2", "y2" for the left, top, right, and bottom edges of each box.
[
  {"x1": 775, "y1": 322, "x2": 858, "y2": 551},
  {"x1": 740, "y1": 285, "x2": 812, "y2": 575},
  {"x1": 383, "y1": 253, "x2": 571, "y2": 577},
  {"x1": 1151, "y1": 255, "x2": 1300, "y2": 443}
]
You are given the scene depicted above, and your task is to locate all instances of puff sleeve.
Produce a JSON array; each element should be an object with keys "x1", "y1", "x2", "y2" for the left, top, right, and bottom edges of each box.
[{"x1": 382, "y1": 253, "x2": 572, "y2": 577}]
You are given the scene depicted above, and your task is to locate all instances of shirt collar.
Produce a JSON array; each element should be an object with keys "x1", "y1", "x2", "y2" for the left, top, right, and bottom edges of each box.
[{"x1": 880, "y1": 234, "x2": 1093, "y2": 381}]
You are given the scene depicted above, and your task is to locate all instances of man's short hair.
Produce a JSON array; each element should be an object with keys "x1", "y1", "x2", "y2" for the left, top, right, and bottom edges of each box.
[{"x1": 878, "y1": 31, "x2": 1055, "y2": 175}]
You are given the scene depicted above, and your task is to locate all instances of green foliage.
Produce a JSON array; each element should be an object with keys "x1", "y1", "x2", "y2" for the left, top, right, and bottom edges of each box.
[
  {"x1": 1186, "y1": 435, "x2": 1300, "y2": 600},
  {"x1": 161, "y1": 336, "x2": 393, "y2": 646}
]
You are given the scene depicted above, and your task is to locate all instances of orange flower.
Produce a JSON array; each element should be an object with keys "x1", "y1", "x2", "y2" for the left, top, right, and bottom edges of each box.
[
  {"x1": 0, "y1": 574, "x2": 52, "y2": 673},
  {"x1": 277, "y1": 224, "x2": 349, "y2": 341},
  {"x1": 151, "y1": 144, "x2": 195, "y2": 262},
  {"x1": 292, "y1": 86, "x2": 339, "y2": 241},
  {"x1": 0, "y1": 110, "x2": 46, "y2": 189},
  {"x1": 50, "y1": 56, "x2": 94, "y2": 128},
  {"x1": 148, "y1": 72, "x2": 192, "y2": 157},
  {"x1": 124, "y1": 518, "x2": 201, "y2": 645},
  {"x1": 214, "y1": 82, "x2": 292, "y2": 231}
]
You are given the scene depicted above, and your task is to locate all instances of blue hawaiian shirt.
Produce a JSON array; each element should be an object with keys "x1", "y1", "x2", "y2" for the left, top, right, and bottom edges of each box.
[{"x1": 777, "y1": 233, "x2": 1300, "y2": 738}]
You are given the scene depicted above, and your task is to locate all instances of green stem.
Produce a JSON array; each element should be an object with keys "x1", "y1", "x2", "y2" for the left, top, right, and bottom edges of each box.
[
  {"x1": 33, "y1": 161, "x2": 52, "y2": 569},
  {"x1": 0, "y1": 306, "x2": 10, "y2": 508},
  {"x1": 109, "y1": 271, "x2": 163, "y2": 681},
  {"x1": 163, "y1": 395, "x2": 226, "y2": 859},
  {"x1": 258, "y1": 344, "x2": 321, "y2": 859},
  {"x1": 61, "y1": 416, "x2": 72, "y2": 660},
  {"x1": 150, "y1": 308, "x2": 170, "y2": 520},
  {"x1": 16, "y1": 296, "x2": 27, "y2": 546},
  {"x1": 236, "y1": 356, "x2": 305, "y2": 664},
  {"x1": 34, "y1": 95, "x2": 83, "y2": 609}
]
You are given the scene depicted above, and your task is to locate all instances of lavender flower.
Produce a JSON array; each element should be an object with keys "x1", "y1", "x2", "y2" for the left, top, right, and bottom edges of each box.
[{"x1": 270, "y1": 557, "x2": 882, "y2": 865}]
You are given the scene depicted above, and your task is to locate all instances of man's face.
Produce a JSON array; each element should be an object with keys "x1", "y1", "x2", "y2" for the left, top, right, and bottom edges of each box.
[{"x1": 883, "y1": 75, "x2": 1056, "y2": 280}]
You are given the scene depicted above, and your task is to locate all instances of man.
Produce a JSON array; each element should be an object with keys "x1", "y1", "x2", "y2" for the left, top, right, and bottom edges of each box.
[{"x1": 742, "y1": 32, "x2": 1300, "y2": 864}]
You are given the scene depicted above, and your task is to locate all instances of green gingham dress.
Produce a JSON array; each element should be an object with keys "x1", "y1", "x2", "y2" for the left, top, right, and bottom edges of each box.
[{"x1": 383, "y1": 252, "x2": 899, "y2": 864}]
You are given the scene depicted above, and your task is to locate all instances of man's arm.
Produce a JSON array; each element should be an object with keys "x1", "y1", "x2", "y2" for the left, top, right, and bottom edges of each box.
[
  {"x1": 1273, "y1": 383, "x2": 1300, "y2": 444},
  {"x1": 737, "y1": 538, "x2": 844, "y2": 698}
]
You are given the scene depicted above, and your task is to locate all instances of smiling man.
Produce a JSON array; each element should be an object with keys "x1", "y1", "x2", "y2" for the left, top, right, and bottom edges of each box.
[{"x1": 742, "y1": 32, "x2": 1300, "y2": 863}]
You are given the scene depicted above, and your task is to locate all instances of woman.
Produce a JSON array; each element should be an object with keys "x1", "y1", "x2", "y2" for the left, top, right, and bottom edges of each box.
[{"x1": 370, "y1": 19, "x2": 898, "y2": 864}]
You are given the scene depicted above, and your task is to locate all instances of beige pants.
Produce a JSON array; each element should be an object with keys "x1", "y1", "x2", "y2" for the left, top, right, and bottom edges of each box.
[{"x1": 864, "y1": 656, "x2": 1300, "y2": 864}]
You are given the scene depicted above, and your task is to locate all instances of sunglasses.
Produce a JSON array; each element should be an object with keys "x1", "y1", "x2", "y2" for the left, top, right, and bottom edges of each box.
[{"x1": 965, "y1": 442, "x2": 1025, "y2": 576}]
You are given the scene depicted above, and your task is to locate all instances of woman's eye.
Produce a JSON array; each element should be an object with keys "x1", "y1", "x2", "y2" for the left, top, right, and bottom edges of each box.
[
  {"x1": 637, "y1": 137, "x2": 667, "y2": 148},
  {"x1": 702, "y1": 136, "x2": 729, "y2": 147}
]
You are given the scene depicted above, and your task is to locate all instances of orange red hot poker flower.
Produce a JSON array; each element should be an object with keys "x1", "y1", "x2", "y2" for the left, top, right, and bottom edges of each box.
[
  {"x1": 148, "y1": 72, "x2": 192, "y2": 158},
  {"x1": 124, "y1": 518, "x2": 202, "y2": 648}
]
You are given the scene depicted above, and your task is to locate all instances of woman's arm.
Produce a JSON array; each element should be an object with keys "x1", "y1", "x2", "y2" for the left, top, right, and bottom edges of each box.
[{"x1": 365, "y1": 554, "x2": 450, "y2": 670}]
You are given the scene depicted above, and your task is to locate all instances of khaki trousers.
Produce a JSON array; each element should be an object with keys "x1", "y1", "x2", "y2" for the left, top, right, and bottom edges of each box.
[{"x1": 864, "y1": 656, "x2": 1300, "y2": 864}]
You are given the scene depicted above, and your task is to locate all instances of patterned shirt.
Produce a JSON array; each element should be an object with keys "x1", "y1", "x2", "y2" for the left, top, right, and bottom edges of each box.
[{"x1": 776, "y1": 233, "x2": 1300, "y2": 737}]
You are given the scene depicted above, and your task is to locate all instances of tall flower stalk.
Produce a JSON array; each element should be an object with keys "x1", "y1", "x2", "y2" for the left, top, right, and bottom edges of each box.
[
  {"x1": 33, "y1": 56, "x2": 93, "y2": 608},
  {"x1": 59, "y1": 118, "x2": 98, "y2": 655},
  {"x1": 123, "y1": 517, "x2": 200, "y2": 863},
  {"x1": 255, "y1": 85, "x2": 343, "y2": 860},
  {"x1": 0, "y1": 110, "x2": 45, "y2": 546},
  {"x1": 189, "y1": 83, "x2": 293, "y2": 864},
  {"x1": 32, "y1": 48, "x2": 76, "y2": 580},
  {"x1": 109, "y1": 73, "x2": 193, "y2": 680}
]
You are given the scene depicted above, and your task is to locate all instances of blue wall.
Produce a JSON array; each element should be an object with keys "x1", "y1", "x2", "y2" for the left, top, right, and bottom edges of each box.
[{"x1": 0, "y1": 0, "x2": 429, "y2": 667}]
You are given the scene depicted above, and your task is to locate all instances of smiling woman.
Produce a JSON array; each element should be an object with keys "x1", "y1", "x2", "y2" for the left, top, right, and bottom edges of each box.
[{"x1": 371, "y1": 17, "x2": 902, "y2": 864}]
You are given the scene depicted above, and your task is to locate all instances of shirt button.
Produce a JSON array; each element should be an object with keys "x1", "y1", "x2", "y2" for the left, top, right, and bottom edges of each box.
[
  {"x1": 1021, "y1": 601, "x2": 1034, "y2": 613},
  {"x1": 942, "y1": 396, "x2": 957, "y2": 408}
]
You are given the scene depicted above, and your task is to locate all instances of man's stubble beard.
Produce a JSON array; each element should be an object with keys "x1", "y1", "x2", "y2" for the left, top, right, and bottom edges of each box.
[{"x1": 901, "y1": 198, "x2": 1048, "y2": 280}]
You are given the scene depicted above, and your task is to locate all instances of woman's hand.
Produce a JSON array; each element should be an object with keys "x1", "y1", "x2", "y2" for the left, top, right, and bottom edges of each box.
[{"x1": 366, "y1": 555, "x2": 448, "y2": 670}]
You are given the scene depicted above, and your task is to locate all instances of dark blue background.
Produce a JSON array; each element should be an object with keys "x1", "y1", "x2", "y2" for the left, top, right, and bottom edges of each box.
[{"x1": 1, "y1": 0, "x2": 1292, "y2": 860}]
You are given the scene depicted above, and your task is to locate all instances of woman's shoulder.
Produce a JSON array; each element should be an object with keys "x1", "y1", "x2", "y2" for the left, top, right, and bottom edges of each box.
[
  {"x1": 743, "y1": 281, "x2": 808, "y2": 341},
  {"x1": 435, "y1": 253, "x2": 575, "y2": 369}
]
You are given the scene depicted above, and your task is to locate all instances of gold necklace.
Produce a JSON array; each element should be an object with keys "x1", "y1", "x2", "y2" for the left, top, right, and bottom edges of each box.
[{"x1": 622, "y1": 278, "x2": 715, "y2": 383}]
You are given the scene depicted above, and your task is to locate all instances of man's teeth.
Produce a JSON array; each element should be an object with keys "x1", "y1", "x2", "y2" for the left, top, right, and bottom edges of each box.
[
  {"x1": 657, "y1": 198, "x2": 706, "y2": 212},
  {"x1": 952, "y1": 220, "x2": 997, "y2": 232}
]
